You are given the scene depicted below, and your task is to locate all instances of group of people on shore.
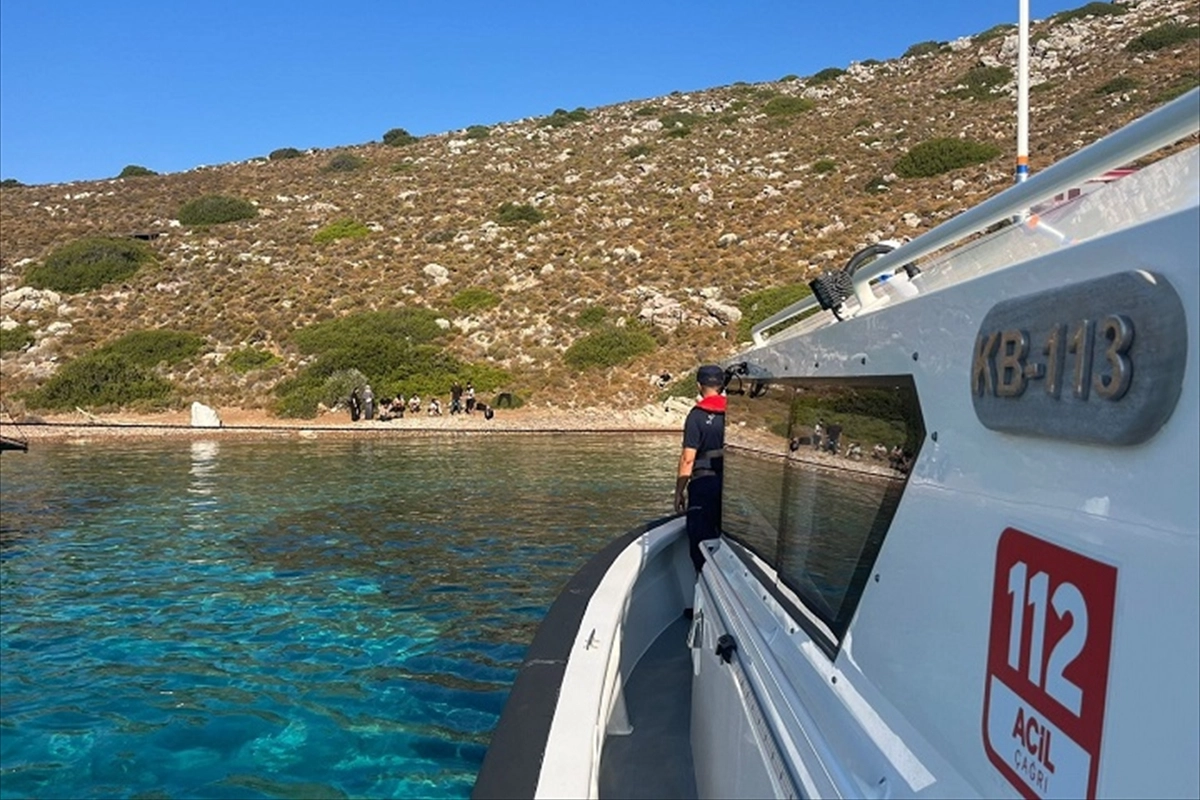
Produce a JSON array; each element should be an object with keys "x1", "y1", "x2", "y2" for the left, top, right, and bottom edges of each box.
[
  {"x1": 347, "y1": 381, "x2": 492, "y2": 422},
  {"x1": 792, "y1": 421, "x2": 912, "y2": 473}
]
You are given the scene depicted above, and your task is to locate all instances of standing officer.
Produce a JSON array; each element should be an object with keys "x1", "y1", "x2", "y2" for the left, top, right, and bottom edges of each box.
[{"x1": 674, "y1": 364, "x2": 726, "y2": 571}]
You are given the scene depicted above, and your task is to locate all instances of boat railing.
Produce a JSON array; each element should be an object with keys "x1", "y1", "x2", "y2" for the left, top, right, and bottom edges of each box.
[{"x1": 751, "y1": 88, "x2": 1200, "y2": 346}]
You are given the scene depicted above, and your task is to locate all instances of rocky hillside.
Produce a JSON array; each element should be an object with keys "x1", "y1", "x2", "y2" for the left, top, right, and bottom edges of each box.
[{"x1": 2, "y1": 0, "x2": 1197, "y2": 416}]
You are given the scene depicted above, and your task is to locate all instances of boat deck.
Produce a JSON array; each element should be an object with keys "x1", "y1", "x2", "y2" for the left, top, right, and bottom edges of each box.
[{"x1": 599, "y1": 615, "x2": 696, "y2": 799}]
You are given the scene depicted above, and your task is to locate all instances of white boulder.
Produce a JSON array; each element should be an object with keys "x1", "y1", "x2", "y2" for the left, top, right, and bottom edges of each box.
[
  {"x1": 423, "y1": 263, "x2": 450, "y2": 286},
  {"x1": 190, "y1": 402, "x2": 222, "y2": 428}
]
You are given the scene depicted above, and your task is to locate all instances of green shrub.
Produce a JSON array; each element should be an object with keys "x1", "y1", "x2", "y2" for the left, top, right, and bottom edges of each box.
[
  {"x1": 225, "y1": 347, "x2": 280, "y2": 373},
  {"x1": 323, "y1": 369, "x2": 371, "y2": 407},
  {"x1": 780, "y1": 74, "x2": 800, "y2": 82},
  {"x1": 895, "y1": 138, "x2": 1002, "y2": 178},
  {"x1": 118, "y1": 164, "x2": 157, "y2": 178},
  {"x1": 465, "y1": 125, "x2": 491, "y2": 140},
  {"x1": 576, "y1": 305, "x2": 608, "y2": 328},
  {"x1": 314, "y1": 218, "x2": 371, "y2": 243},
  {"x1": 273, "y1": 379, "x2": 330, "y2": 419},
  {"x1": 625, "y1": 143, "x2": 653, "y2": 159},
  {"x1": 809, "y1": 67, "x2": 846, "y2": 85},
  {"x1": 659, "y1": 111, "x2": 698, "y2": 129},
  {"x1": 659, "y1": 373, "x2": 702, "y2": 402},
  {"x1": 278, "y1": 309, "x2": 445, "y2": 417},
  {"x1": 272, "y1": 368, "x2": 363, "y2": 418},
  {"x1": 563, "y1": 325, "x2": 657, "y2": 369},
  {"x1": 950, "y1": 65, "x2": 1013, "y2": 101},
  {"x1": 1156, "y1": 75, "x2": 1200, "y2": 103},
  {"x1": 102, "y1": 330, "x2": 206, "y2": 367},
  {"x1": 293, "y1": 309, "x2": 443, "y2": 356},
  {"x1": 736, "y1": 284, "x2": 814, "y2": 341},
  {"x1": 903, "y1": 40, "x2": 944, "y2": 58},
  {"x1": 495, "y1": 202, "x2": 543, "y2": 226},
  {"x1": 634, "y1": 105, "x2": 661, "y2": 117},
  {"x1": 383, "y1": 127, "x2": 418, "y2": 146},
  {"x1": 1052, "y1": 2, "x2": 1126, "y2": 23},
  {"x1": 0, "y1": 178, "x2": 23, "y2": 188},
  {"x1": 0, "y1": 324, "x2": 35, "y2": 353},
  {"x1": 325, "y1": 153, "x2": 364, "y2": 172},
  {"x1": 812, "y1": 159, "x2": 837, "y2": 174},
  {"x1": 451, "y1": 287, "x2": 500, "y2": 312},
  {"x1": 663, "y1": 127, "x2": 692, "y2": 139},
  {"x1": 25, "y1": 236, "x2": 156, "y2": 293},
  {"x1": 1096, "y1": 75, "x2": 1139, "y2": 95},
  {"x1": 1126, "y1": 23, "x2": 1200, "y2": 52},
  {"x1": 275, "y1": 309, "x2": 510, "y2": 417},
  {"x1": 975, "y1": 23, "x2": 1016, "y2": 42},
  {"x1": 177, "y1": 195, "x2": 258, "y2": 226},
  {"x1": 26, "y1": 352, "x2": 174, "y2": 411},
  {"x1": 763, "y1": 96, "x2": 814, "y2": 117},
  {"x1": 22, "y1": 327, "x2": 200, "y2": 411},
  {"x1": 269, "y1": 147, "x2": 304, "y2": 160},
  {"x1": 540, "y1": 107, "x2": 590, "y2": 128}
]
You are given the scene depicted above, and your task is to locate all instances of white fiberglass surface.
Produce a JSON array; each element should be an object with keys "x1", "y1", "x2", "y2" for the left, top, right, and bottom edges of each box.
[
  {"x1": 733, "y1": 205, "x2": 1198, "y2": 797},
  {"x1": 896, "y1": 147, "x2": 1199, "y2": 304}
]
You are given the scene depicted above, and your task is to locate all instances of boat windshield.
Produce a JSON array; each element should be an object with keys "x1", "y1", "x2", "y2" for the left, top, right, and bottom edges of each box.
[{"x1": 721, "y1": 376, "x2": 925, "y2": 656}]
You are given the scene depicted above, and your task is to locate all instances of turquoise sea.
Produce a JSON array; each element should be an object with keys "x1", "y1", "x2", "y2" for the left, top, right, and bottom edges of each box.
[{"x1": 0, "y1": 434, "x2": 677, "y2": 799}]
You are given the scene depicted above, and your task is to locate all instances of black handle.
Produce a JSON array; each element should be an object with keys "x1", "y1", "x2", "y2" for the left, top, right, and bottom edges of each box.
[{"x1": 715, "y1": 634, "x2": 737, "y2": 664}]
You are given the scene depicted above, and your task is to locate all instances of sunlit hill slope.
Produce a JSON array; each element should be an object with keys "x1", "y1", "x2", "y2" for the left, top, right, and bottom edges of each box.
[{"x1": 1, "y1": 0, "x2": 1196, "y2": 417}]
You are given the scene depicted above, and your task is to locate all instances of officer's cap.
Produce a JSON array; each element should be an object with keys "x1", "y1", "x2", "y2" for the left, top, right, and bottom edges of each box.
[{"x1": 697, "y1": 364, "x2": 724, "y2": 387}]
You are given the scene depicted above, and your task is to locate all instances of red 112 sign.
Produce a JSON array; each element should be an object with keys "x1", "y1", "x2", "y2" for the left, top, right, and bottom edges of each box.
[{"x1": 983, "y1": 528, "x2": 1117, "y2": 799}]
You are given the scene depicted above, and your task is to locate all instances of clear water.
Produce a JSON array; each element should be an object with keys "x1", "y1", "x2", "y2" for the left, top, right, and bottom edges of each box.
[{"x1": 0, "y1": 435, "x2": 677, "y2": 799}]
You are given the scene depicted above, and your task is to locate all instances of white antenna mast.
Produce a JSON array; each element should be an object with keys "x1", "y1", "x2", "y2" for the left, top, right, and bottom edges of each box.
[{"x1": 1017, "y1": 0, "x2": 1030, "y2": 182}]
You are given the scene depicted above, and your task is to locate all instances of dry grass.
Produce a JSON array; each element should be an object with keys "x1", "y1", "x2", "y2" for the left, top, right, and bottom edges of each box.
[{"x1": 2, "y1": 0, "x2": 1197, "y2": 414}]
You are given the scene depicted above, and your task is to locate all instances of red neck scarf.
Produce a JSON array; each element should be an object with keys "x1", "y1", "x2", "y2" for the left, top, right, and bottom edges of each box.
[{"x1": 696, "y1": 395, "x2": 727, "y2": 413}]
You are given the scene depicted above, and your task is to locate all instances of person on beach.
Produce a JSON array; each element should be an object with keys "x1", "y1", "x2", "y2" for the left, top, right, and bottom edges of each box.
[
  {"x1": 362, "y1": 385, "x2": 375, "y2": 421},
  {"x1": 825, "y1": 423, "x2": 843, "y2": 455},
  {"x1": 450, "y1": 382, "x2": 463, "y2": 414},
  {"x1": 379, "y1": 396, "x2": 405, "y2": 422},
  {"x1": 674, "y1": 364, "x2": 726, "y2": 572},
  {"x1": 465, "y1": 382, "x2": 476, "y2": 414},
  {"x1": 348, "y1": 389, "x2": 362, "y2": 422}
]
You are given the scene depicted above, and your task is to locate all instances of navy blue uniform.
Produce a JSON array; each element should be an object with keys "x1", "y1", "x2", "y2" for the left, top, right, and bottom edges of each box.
[{"x1": 683, "y1": 401, "x2": 724, "y2": 570}]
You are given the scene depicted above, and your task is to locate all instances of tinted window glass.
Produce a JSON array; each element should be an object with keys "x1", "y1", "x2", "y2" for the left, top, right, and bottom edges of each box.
[{"x1": 723, "y1": 377, "x2": 924, "y2": 652}]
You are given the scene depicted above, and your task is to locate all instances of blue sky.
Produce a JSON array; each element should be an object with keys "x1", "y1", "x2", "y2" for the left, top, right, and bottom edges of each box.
[{"x1": 1, "y1": 1, "x2": 1085, "y2": 186}]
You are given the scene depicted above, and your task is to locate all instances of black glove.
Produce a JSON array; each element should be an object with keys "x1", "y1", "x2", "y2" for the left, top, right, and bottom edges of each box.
[{"x1": 674, "y1": 475, "x2": 689, "y2": 515}]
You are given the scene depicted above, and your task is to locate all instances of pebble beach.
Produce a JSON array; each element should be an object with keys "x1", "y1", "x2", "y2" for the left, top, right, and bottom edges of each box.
[{"x1": 1, "y1": 403, "x2": 690, "y2": 443}]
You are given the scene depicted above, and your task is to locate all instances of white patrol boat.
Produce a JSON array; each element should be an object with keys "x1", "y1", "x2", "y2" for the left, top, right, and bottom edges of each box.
[{"x1": 472, "y1": 87, "x2": 1199, "y2": 800}]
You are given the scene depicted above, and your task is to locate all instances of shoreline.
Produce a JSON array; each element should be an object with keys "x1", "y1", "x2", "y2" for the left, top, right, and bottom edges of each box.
[{"x1": 0, "y1": 405, "x2": 687, "y2": 442}]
